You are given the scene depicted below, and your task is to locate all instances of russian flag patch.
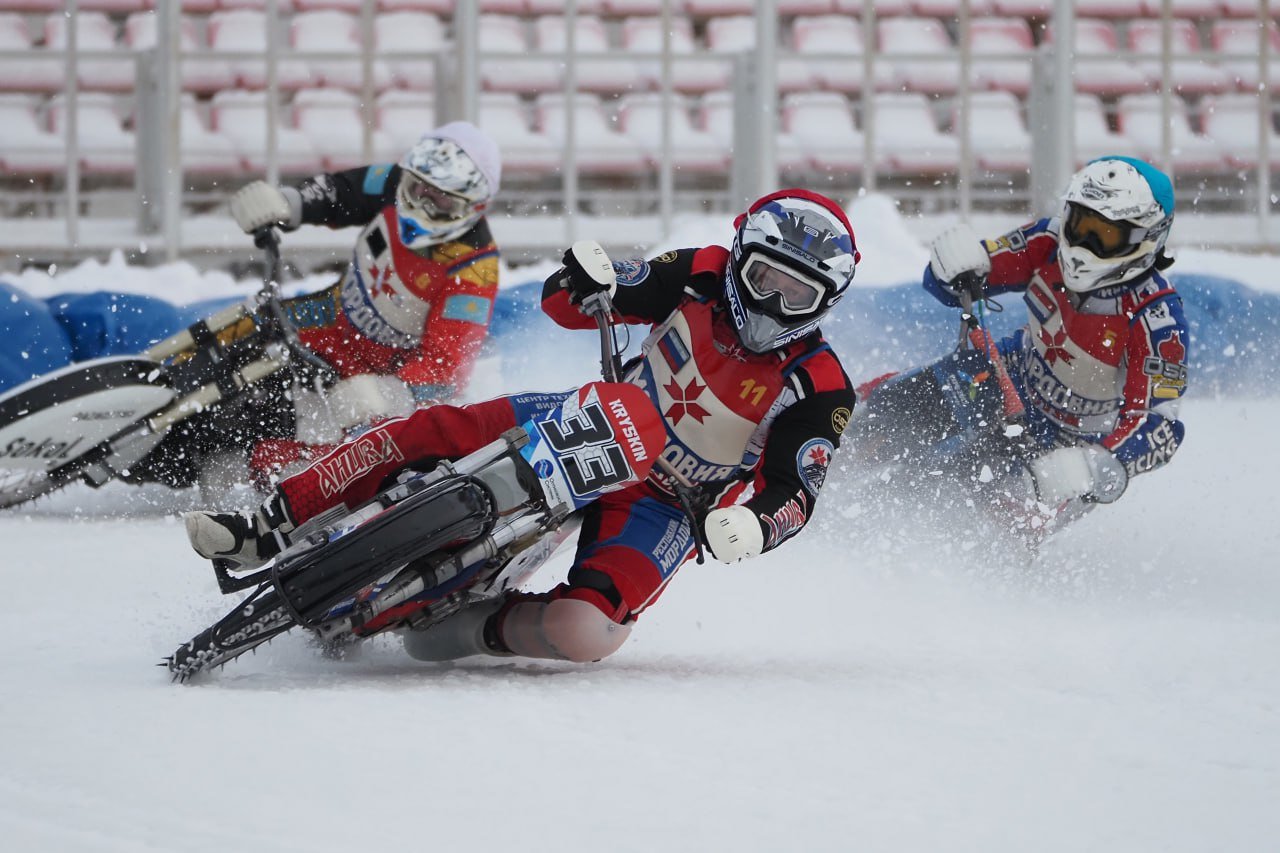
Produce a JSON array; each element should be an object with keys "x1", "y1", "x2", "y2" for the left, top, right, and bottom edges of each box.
[{"x1": 657, "y1": 329, "x2": 690, "y2": 373}]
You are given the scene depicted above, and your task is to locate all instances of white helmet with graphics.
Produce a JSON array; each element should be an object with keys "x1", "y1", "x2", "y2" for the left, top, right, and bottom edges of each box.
[
  {"x1": 1058, "y1": 156, "x2": 1174, "y2": 293},
  {"x1": 725, "y1": 189, "x2": 860, "y2": 353},
  {"x1": 396, "y1": 121, "x2": 501, "y2": 250}
]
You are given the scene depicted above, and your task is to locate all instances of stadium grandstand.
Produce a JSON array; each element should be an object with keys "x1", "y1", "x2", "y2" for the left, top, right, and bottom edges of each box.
[{"x1": 0, "y1": 0, "x2": 1275, "y2": 269}]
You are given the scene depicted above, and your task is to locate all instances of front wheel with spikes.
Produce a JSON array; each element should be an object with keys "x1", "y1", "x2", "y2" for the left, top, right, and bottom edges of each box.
[{"x1": 167, "y1": 584, "x2": 295, "y2": 681}]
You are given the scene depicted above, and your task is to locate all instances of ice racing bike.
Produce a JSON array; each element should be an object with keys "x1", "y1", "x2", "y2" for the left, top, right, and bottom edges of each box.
[
  {"x1": 0, "y1": 230, "x2": 338, "y2": 509},
  {"x1": 839, "y1": 274, "x2": 1067, "y2": 545},
  {"x1": 165, "y1": 241, "x2": 710, "y2": 681}
]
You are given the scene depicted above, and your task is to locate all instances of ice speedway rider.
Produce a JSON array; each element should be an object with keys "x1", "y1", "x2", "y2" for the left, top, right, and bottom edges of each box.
[
  {"x1": 890, "y1": 155, "x2": 1189, "y2": 533},
  {"x1": 183, "y1": 189, "x2": 861, "y2": 665},
  {"x1": 228, "y1": 121, "x2": 502, "y2": 485}
]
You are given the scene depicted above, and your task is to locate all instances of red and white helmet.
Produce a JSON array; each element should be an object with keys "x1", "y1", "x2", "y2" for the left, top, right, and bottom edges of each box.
[{"x1": 725, "y1": 189, "x2": 860, "y2": 353}]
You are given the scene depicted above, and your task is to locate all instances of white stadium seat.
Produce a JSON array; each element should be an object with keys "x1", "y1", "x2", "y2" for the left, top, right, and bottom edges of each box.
[
  {"x1": 1211, "y1": 21, "x2": 1280, "y2": 92},
  {"x1": 44, "y1": 12, "x2": 134, "y2": 92},
  {"x1": 49, "y1": 93, "x2": 137, "y2": 174},
  {"x1": 791, "y1": 15, "x2": 894, "y2": 94},
  {"x1": 177, "y1": 96, "x2": 243, "y2": 175},
  {"x1": 1045, "y1": 19, "x2": 1149, "y2": 97},
  {"x1": 782, "y1": 92, "x2": 869, "y2": 176},
  {"x1": 878, "y1": 17, "x2": 959, "y2": 96},
  {"x1": 622, "y1": 16, "x2": 730, "y2": 94},
  {"x1": 374, "y1": 11, "x2": 447, "y2": 90},
  {"x1": 1200, "y1": 94, "x2": 1280, "y2": 170},
  {"x1": 210, "y1": 90, "x2": 324, "y2": 175},
  {"x1": 960, "y1": 90, "x2": 1032, "y2": 174},
  {"x1": 1073, "y1": 0, "x2": 1145, "y2": 17},
  {"x1": 0, "y1": 13, "x2": 60, "y2": 93},
  {"x1": 872, "y1": 92, "x2": 961, "y2": 175},
  {"x1": 376, "y1": 88, "x2": 436, "y2": 155},
  {"x1": 477, "y1": 15, "x2": 560, "y2": 94},
  {"x1": 533, "y1": 15, "x2": 642, "y2": 95},
  {"x1": 1115, "y1": 94, "x2": 1227, "y2": 174},
  {"x1": 0, "y1": 94, "x2": 65, "y2": 175},
  {"x1": 1128, "y1": 20, "x2": 1233, "y2": 96},
  {"x1": 293, "y1": 87, "x2": 394, "y2": 170},
  {"x1": 706, "y1": 16, "x2": 815, "y2": 93},
  {"x1": 209, "y1": 10, "x2": 314, "y2": 90},
  {"x1": 477, "y1": 92, "x2": 560, "y2": 176},
  {"x1": 616, "y1": 92, "x2": 730, "y2": 174},
  {"x1": 699, "y1": 90, "x2": 808, "y2": 178},
  {"x1": 124, "y1": 12, "x2": 236, "y2": 95},
  {"x1": 537, "y1": 92, "x2": 648, "y2": 176},
  {"x1": 1073, "y1": 93, "x2": 1139, "y2": 165},
  {"x1": 969, "y1": 17, "x2": 1034, "y2": 96},
  {"x1": 291, "y1": 10, "x2": 393, "y2": 92},
  {"x1": 378, "y1": 0, "x2": 454, "y2": 12}
]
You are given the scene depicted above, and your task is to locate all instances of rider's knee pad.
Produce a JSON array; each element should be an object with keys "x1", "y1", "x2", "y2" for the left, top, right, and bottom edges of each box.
[{"x1": 499, "y1": 597, "x2": 632, "y2": 663}]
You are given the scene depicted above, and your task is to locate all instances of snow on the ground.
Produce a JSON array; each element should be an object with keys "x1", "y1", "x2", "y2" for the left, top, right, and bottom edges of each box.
[
  {"x1": 1, "y1": 205, "x2": 1277, "y2": 850},
  {"x1": 0, "y1": 396, "x2": 1276, "y2": 853}
]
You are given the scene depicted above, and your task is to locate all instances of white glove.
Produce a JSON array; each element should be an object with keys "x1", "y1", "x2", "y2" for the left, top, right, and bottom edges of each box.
[
  {"x1": 1028, "y1": 445, "x2": 1128, "y2": 506},
  {"x1": 229, "y1": 181, "x2": 301, "y2": 233},
  {"x1": 703, "y1": 505, "x2": 764, "y2": 564},
  {"x1": 929, "y1": 224, "x2": 991, "y2": 288}
]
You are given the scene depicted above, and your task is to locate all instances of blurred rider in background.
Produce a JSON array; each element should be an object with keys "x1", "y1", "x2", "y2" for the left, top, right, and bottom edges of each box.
[
  {"x1": 906, "y1": 155, "x2": 1188, "y2": 534},
  {"x1": 230, "y1": 121, "x2": 502, "y2": 487}
]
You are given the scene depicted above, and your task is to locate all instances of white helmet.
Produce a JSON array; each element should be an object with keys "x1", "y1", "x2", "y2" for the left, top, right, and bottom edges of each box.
[
  {"x1": 725, "y1": 189, "x2": 860, "y2": 353},
  {"x1": 1057, "y1": 156, "x2": 1174, "y2": 293},
  {"x1": 396, "y1": 121, "x2": 501, "y2": 250}
]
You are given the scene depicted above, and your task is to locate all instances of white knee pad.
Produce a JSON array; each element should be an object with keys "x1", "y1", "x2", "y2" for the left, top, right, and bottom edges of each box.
[{"x1": 501, "y1": 598, "x2": 632, "y2": 663}]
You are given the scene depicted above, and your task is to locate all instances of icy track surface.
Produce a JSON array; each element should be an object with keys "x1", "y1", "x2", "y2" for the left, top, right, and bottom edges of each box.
[{"x1": 0, "y1": 397, "x2": 1276, "y2": 853}]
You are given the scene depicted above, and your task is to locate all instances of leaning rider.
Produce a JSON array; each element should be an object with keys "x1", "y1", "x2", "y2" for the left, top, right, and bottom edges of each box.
[
  {"x1": 912, "y1": 155, "x2": 1189, "y2": 531},
  {"x1": 183, "y1": 189, "x2": 861, "y2": 666}
]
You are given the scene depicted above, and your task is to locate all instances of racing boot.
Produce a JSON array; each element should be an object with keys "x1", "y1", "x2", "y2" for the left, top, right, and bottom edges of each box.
[
  {"x1": 183, "y1": 490, "x2": 296, "y2": 572},
  {"x1": 401, "y1": 596, "x2": 514, "y2": 663}
]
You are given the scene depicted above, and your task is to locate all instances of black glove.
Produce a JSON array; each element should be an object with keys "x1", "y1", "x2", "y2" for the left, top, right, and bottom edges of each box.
[{"x1": 554, "y1": 245, "x2": 617, "y2": 305}]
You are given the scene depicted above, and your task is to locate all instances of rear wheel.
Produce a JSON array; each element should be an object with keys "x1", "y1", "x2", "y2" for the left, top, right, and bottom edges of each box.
[{"x1": 167, "y1": 585, "x2": 296, "y2": 681}]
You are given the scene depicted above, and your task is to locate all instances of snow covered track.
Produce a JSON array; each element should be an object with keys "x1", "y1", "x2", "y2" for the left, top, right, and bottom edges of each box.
[{"x1": 1, "y1": 398, "x2": 1277, "y2": 851}]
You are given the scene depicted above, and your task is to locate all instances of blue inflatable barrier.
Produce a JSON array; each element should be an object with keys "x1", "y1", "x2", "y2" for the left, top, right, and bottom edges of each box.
[{"x1": 2, "y1": 271, "x2": 1279, "y2": 396}]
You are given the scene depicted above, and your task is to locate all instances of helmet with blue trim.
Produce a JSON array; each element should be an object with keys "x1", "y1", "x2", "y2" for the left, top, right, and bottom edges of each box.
[
  {"x1": 1058, "y1": 156, "x2": 1174, "y2": 293},
  {"x1": 396, "y1": 121, "x2": 501, "y2": 251},
  {"x1": 725, "y1": 189, "x2": 860, "y2": 353}
]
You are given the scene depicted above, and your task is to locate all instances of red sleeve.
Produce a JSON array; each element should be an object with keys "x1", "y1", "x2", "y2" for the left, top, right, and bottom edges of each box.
[{"x1": 984, "y1": 219, "x2": 1060, "y2": 292}]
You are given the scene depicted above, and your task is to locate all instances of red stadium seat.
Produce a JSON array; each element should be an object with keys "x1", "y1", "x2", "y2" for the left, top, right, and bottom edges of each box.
[
  {"x1": 44, "y1": 12, "x2": 135, "y2": 92},
  {"x1": 291, "y1": 10, "x2": 393, "y2": 92},
  {"x1": 533, "y1": 15, "x2": 642, "y2": 95},
  {"x1": 782, "y1": 91, "x2": 870, "y2": 175},
  {"x1": 1073, "y1": 93, "x2": 1139, "y2": 165},
  {"x1": 970, "y1": 17, "x2": 1034, "y2": 96},
  {"x1": 706, "y1": 15, "x2": 816, "y2": 92},
  {"x1": 958, "y1": 90, "x2": 1031, "y2": 174},
  {"x1": 208, "y1": 10, "x2": 313, "y2": 90},
  {"x1": 1116, "y1": 94, "x2": 1228, "y2": 174},
  {"x1": 1128, "y1": 19, "x2": 1233, "y2": 96},
  {"x1": 536, "y1": 92, "x2": 648, "y2": 175},
  {"x1": 49, "y1": 93, "x2": 137, "y2": 174},
  {"x1": 616, "y1": 91, "x2": 730, "y2": 174},
  {"x1": 293, "y1": 87, "x2": 394, "y2": 169},
  {"x1": 0, "y1": 94, "x2": 65, "y2": 175},
  {"x1": 374, "y1": 11, "x2": 446, "y2": 90},
  {"x1": 376, "y1": 88, "x2": 436, "y2": 154},
  {"x1": 209, "y1": 90, "x2": 324, "y2": 175},
  {"x1": 792, "y1": 15, "x2": 894, "y2": 94},
  {"x1": 622, "y1": 16, "x2": 730, "y2": 94},
  {"x1": 0, "y1": 13, "x2": 60, "y2": 93},
  {"x1": 878, "y1": 17, "x2": 959, "y2": 96},
  {"x1": 698, "y1": 90, "x2": 809, "y2": 178},
  {"x1": 872, "y1": 92, "x2": 960, "y2": 175},
  {"x1": 124, "y1": 12, "x2": 236, "y2": 95},
  {"x1": 177, "y1": 96, "x2": 243, "y2": 175},
  {"x1": 477, "y1": 14, "x2": 560, "y2": 94},
  {"x1": 1200, "y1": 94, "x2": 1280, "y2": 170},
  {"x1": 1044, "y1": 19, "x2": 1150, "y2": 96},
  {"x1": 1211, "y1": 20, "x2": 1280, "y2": 92},
  {"x1": 477, "y1": 92, "x2": 560, "y2": 175}
]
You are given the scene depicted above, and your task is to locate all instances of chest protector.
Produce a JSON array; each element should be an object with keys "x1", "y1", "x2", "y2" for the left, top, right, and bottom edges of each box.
[
  {"x1": 1018, "y1": 266, "x2": 1131, "y2": 433},
  {"x1": 339, "y1": 207, "x2": 456, "y2": 349},
  {"x1": 625, "y1": 296, "x2": 807, "y2": 489}
]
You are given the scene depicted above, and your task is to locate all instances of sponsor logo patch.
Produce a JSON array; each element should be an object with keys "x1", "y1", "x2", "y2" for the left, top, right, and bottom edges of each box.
[
  {"x1": 797, "y1": 438, "x2": 834, "y2": 495},
  {"x1": 832, "y1": 407, "x2": 851, "y2": 434},
  {"x1": 614, "y1": 258, "x2": 650, "y2": 286}
]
